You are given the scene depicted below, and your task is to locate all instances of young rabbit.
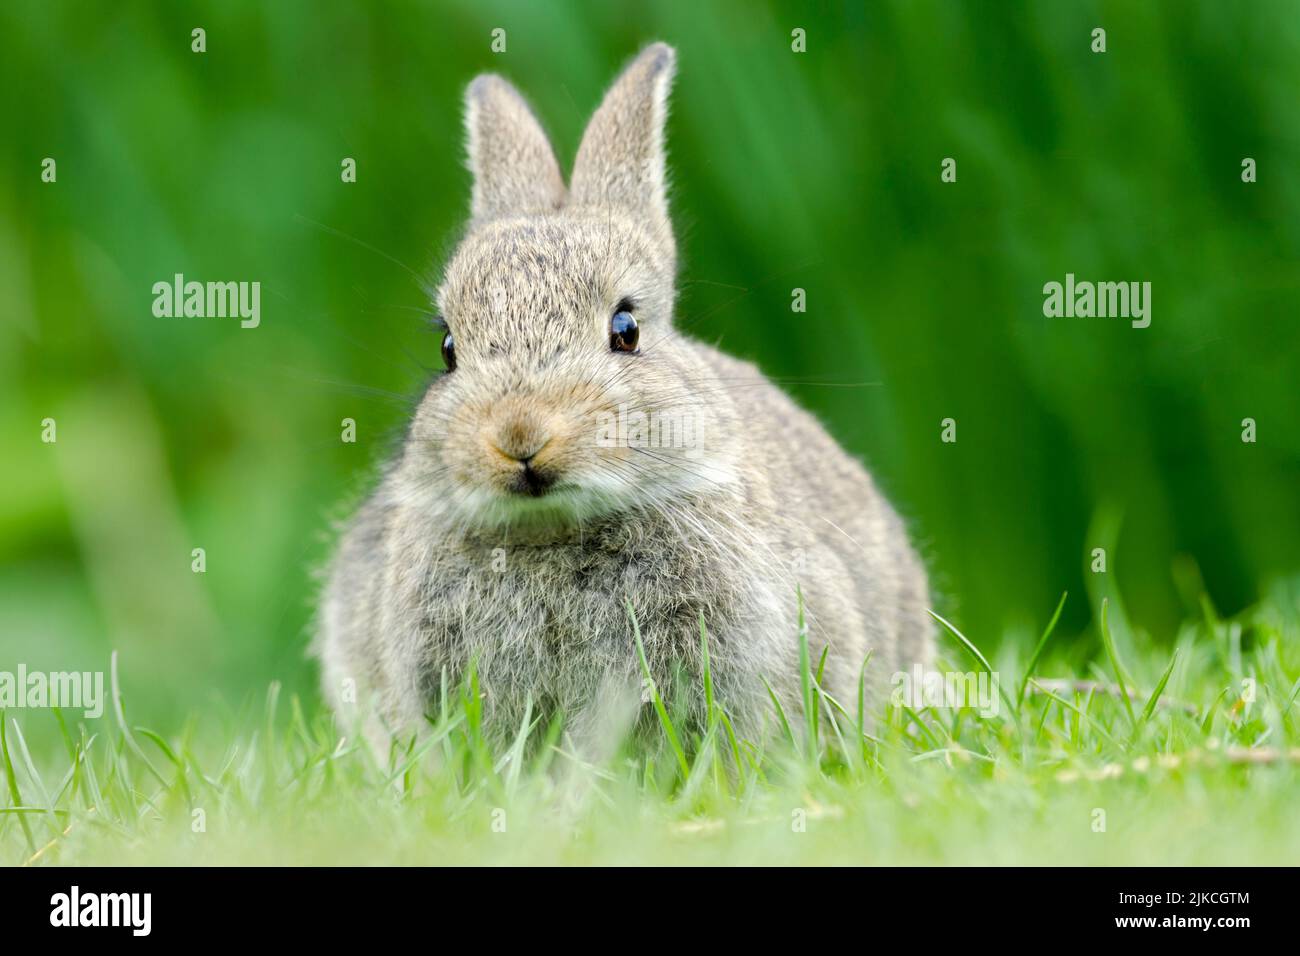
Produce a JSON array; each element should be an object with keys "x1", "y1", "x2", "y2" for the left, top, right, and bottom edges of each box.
[{"x1": 316, "y1": 43, "x2": 933, "y2": 751}]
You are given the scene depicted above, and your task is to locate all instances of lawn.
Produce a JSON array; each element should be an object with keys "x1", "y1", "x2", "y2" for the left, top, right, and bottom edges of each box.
[
  {"x1": 5, "y1": 2, "x2": 1300, "y2": 869},
  {"x1": 5, "y1": 584, "x2": 1297, "y2": 867}
]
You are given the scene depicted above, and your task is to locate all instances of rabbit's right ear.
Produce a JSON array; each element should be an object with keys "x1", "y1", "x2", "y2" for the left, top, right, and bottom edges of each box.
[{"x1": 464, "y1": 75, "x2": 566, "y2": 223}]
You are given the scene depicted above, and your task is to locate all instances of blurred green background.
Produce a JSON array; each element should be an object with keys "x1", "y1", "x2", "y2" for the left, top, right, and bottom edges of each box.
[{"x1": 2, "y1": 0, "x2": 1298, "y2": 725}]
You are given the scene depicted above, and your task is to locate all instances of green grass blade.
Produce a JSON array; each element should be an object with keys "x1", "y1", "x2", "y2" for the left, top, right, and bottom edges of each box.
[
  {"x1": 502, "y1": 698, "x2": 534, "y2": 799},
  {"x1": 1098, "y1": 599, "x2": 1137, "y2": 729},
  {"x1": 928, "y1": 609, "x2": 993, "y2": 672},
  {"x1": 136, "y1": 727, "x2": 192, "y2": 802},
  {"x1": 1136, "y1": 651, "x2": 1180, "y2": 730},
  {"x1": 700, "y1": 613, "x2": 716, "y2": 724},
  {"x1": 927, "y1": 609, "x2": 1017, "y2": 721},
  {"x1": 627, "y1": 601, "x2": 689, "y2": 779},
  {"x1": 1017, "y1": 591, "x2": 1067, "y2": 709},
  {"x1": 761, "y1": 676, "x2": 797, "y2": 750},
  {"x1": 109, "y1": 651, "x2": 168, "y2": 788},
  {"x1": 1, "y1": 716, "x2": 37, "y2": 851},
  {"x1": 796, "y1": 587, "x2": 818, "y2": 758}
]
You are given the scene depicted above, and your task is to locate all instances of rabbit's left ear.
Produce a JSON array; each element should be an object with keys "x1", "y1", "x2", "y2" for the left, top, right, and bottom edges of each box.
[{"x1": 569, "y1": 43, "x2": 677, "y2": 256}]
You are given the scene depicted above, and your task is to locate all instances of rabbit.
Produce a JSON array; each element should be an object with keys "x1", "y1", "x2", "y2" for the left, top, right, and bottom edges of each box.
[{"x1": 315, "y1": 42, "x2": 933, "y2": 754}]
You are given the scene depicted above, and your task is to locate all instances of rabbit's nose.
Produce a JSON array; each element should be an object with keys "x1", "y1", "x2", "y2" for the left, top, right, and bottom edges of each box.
[
  {"x1": 491, "y1": 415, "x2": 552, "y2": 463},
  {"x1": 495, "y1": 440, "x2": 547, "y2": 463},
  {"x1": 491, "y1": 428, "x2": 556, "y2": 497}
]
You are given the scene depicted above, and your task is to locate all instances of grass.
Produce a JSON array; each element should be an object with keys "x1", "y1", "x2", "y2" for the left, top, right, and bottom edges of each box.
[{"x1": 3, "y1": 584, "x2": 1299, "y2": 867}]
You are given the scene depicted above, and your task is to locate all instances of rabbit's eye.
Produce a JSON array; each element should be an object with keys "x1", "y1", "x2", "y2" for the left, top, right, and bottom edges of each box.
[
  {"x1": 441, "y1": 331, "x2": 457, "y2": 372},
  {"x1": 610, "y1": 310, "x2": 639, "y2": 353}
]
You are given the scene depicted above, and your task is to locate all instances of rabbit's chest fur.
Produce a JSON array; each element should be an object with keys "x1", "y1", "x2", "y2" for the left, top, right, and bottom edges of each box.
[{"x1": 375, "y1": 501, "x2": 795, "y2": 735}]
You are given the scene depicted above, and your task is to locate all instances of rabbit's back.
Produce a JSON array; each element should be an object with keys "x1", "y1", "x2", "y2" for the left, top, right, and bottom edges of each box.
[{"x1": 686, "y1": 341, "x2": 934, "y2": 699}]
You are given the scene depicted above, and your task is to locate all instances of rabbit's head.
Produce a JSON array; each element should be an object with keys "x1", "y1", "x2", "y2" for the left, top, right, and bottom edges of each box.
[{"x1": 401, "y1": 44, "x2": 740, "y2": 531}]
